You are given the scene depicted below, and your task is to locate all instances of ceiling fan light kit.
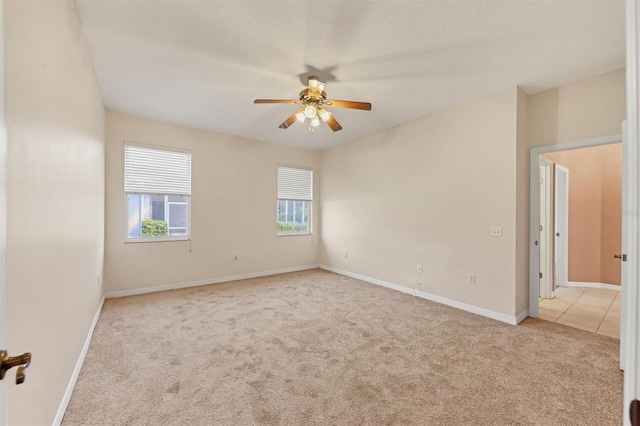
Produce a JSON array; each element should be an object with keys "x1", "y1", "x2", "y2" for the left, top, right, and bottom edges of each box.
[
  {"x1": 318, "y1": 108, "x2": 331, "y2": 121},
  {"x1": 254, "y1": 76, "x2": 371, "y2": 133},
  {"x1": 304, "y1": 105, "x2": 317, "y2": 119},
  {"x1": 308, "y1": 77, "x2": 325, "y2": 93}
]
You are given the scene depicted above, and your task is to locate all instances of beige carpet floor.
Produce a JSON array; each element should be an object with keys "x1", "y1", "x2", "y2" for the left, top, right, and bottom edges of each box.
[{"x1": 63, "y1": 269, "x2": 623, "y2": 425}]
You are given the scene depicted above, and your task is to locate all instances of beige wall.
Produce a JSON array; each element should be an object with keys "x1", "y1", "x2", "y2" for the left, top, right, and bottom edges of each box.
[
  {"x1": 5, "y1": 1, "x2": 105, "y2": 424},
  {"x1": 104, "y1": 112, "x2": 320, "y2": 293},
  {"x1": 321, "y1": 70, "x2": 625, "y2": 320},
  {"x1": 543, "y1": 144, "x2": 622, "y2": 285},
  {"x1": 320, "y1": 88, "x2": 519, "y2": 317},
  {"x1": 526, "y1": 69, "x2": 626, "y2": 148}
]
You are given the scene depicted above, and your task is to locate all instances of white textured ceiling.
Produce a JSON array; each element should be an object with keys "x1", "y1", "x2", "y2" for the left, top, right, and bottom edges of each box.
[{"x1": 76, "y1": 0, "x2": 625, "y2": 150}]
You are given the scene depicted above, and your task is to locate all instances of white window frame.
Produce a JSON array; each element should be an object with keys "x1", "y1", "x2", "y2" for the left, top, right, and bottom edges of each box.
[
  {"x1": 277, "y1": 164, "x2": 313, "y2": 236},
  {"x1": 124, "y1": 142, "x2": 192, "y2": 243}
]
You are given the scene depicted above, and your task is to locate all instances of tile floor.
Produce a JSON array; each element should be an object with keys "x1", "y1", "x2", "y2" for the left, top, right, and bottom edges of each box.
[{"x1": 538, "y1": 286, "x2": 620, "y2": 339}]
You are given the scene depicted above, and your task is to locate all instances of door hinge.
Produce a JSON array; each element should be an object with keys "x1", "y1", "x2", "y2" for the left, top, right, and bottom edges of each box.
[
  {"x1": 539, "y1": 272, "x2": 543, "y2": 279},
  {"x1": 539, "y1": 224, "x2": 543, "y2": 231},
  {"x1": 631, "y1": 399, "x2": 639, "y2": 426}
]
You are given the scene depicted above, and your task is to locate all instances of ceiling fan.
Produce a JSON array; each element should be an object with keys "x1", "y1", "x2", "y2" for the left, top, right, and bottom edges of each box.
[{"x1": 254, "y1": 76, "x2": 372, "y2": 132}]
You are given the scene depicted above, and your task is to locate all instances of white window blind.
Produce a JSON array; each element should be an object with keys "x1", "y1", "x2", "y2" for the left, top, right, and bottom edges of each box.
[
  {"x1": 277, "y1": 166, "x2": 312, "y2": 200},
  {"x1": 125, "y1": 144, "x2": 191, "y2": 195}
]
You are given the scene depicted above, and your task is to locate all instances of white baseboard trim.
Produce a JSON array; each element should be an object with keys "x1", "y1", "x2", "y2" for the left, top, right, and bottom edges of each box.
[
  {"x1": 515, "y1": 310, "x2": 529, "y2": 324},
  {"x1": 564, "y1": 281, "x2": 621, "y2": 291},
  {"x1": 319, "y1": 265, "x2": 522, "y2": 325},
  {"x1": 54, "y1": 296, "x2": 105, "y2": 426},
  {"x1": 104, "y1": 264, "x2": 320, "y2": 299}
]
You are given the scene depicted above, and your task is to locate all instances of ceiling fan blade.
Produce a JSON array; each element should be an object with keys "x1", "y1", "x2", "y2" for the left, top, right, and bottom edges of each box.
[
  {"x1": 279, "y1": 108, "x2": 304, "y2": 129},
  {"x1": 325, "y1": 115, "x2": 343, "y2": 132},
  {"x1": 254, "y1": 99, "x2": 298, "y2": 104},
  {"x1": 325, "y1": 100, "x2": 372, "y2": 111}
]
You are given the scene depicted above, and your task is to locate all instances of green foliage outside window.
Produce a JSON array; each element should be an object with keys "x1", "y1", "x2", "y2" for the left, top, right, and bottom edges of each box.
[
  {"x1": 277, "y1": 221, "x2": 309, "y2": 233},
  {"x1": 142, "y1": 219, "x2": 169, "y2": 237}
]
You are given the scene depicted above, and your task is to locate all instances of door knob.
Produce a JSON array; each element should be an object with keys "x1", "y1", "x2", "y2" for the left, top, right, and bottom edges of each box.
[
  {"x1": 614, "y1": 254, "x2": 627, "y2": 261},
  {"x1": 0, "y1": 350, "x2": 31, "y2": 385}
]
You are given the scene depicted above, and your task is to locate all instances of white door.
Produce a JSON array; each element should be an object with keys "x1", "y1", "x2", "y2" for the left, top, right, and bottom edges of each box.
[
  {"x1": 622, "y1": 116, "x2": 639, "y2": 419},
  {"x1": 621, "y1": 122, "x2": 629, "y2": 372},
  {"x1": 623, "y1": 0, "x2": 640, "y2": 422},
  {"x1": 0, "y1": 0, "x2": 7, "y2": 421},
  {"x1": 539, "y1": 160, "x2": 554, "y2": 299},
  {"x1": 554, "y1": 165, "x2": 569, "y2": 288}
]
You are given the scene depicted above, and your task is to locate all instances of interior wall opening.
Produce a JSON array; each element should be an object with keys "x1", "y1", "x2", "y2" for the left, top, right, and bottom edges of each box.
[{"x1": 536, "y1": 143, "x2": 623, "y2": 339}]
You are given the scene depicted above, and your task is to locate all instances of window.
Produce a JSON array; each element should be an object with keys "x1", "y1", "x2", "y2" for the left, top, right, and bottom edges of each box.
[
  {"x1": 124, "y1": 144, "x2": 191, "y2": 241},
  {"x1": 277, "y1": 165, "x2": 312, "y2": 235}
]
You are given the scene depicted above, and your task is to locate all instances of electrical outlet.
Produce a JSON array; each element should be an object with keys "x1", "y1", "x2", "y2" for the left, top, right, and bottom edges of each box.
[
  {"x1": 417, "y1": 264, "x2": 423, "y2": 273},
  {"x1": 490, "y1": 226, "x2": 503, "y2": 237},
  {"x1": 253, "y1": 254, "x2": 258, "y2": 259},
  {"x1": 344, "y1": 251, "x2": 348, "y2": 258},
  {"x1": 468, "y1": 274, "x2": 476, "y2": 284},
  {"x1": 234, "y1": 254, "x2": 238, "y2": 261}
]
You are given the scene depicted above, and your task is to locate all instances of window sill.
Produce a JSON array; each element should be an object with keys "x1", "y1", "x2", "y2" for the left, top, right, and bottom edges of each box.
[
  {"x1": 277, "y1": 232, "x2": 312, "y2": 237},
  {"x1": 125, "y1": 237, "x2": 190, "y2": 244}
]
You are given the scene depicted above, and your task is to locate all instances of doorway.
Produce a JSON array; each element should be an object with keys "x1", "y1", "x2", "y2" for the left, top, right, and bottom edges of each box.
[
  {"x1": 528, "y1": 136, "x2": 625, "y2": 346},
  {"x1": 535, "y1": 143, "x2": 622, "y2": 337}
]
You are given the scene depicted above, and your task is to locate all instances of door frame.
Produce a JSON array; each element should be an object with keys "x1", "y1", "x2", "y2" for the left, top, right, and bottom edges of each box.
[
  {"x1": 554, "y1": 164, "x2": 570, "y2": 288},
  {"x1": 528, "y1": 135, "x2": 621, "y2": 317},
  {"x1": 538, "y1": 156, "x2": 554, "y2": 299},
  {"x1": 623, "y1": 0, "x2": 640, "y2": 422}
]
